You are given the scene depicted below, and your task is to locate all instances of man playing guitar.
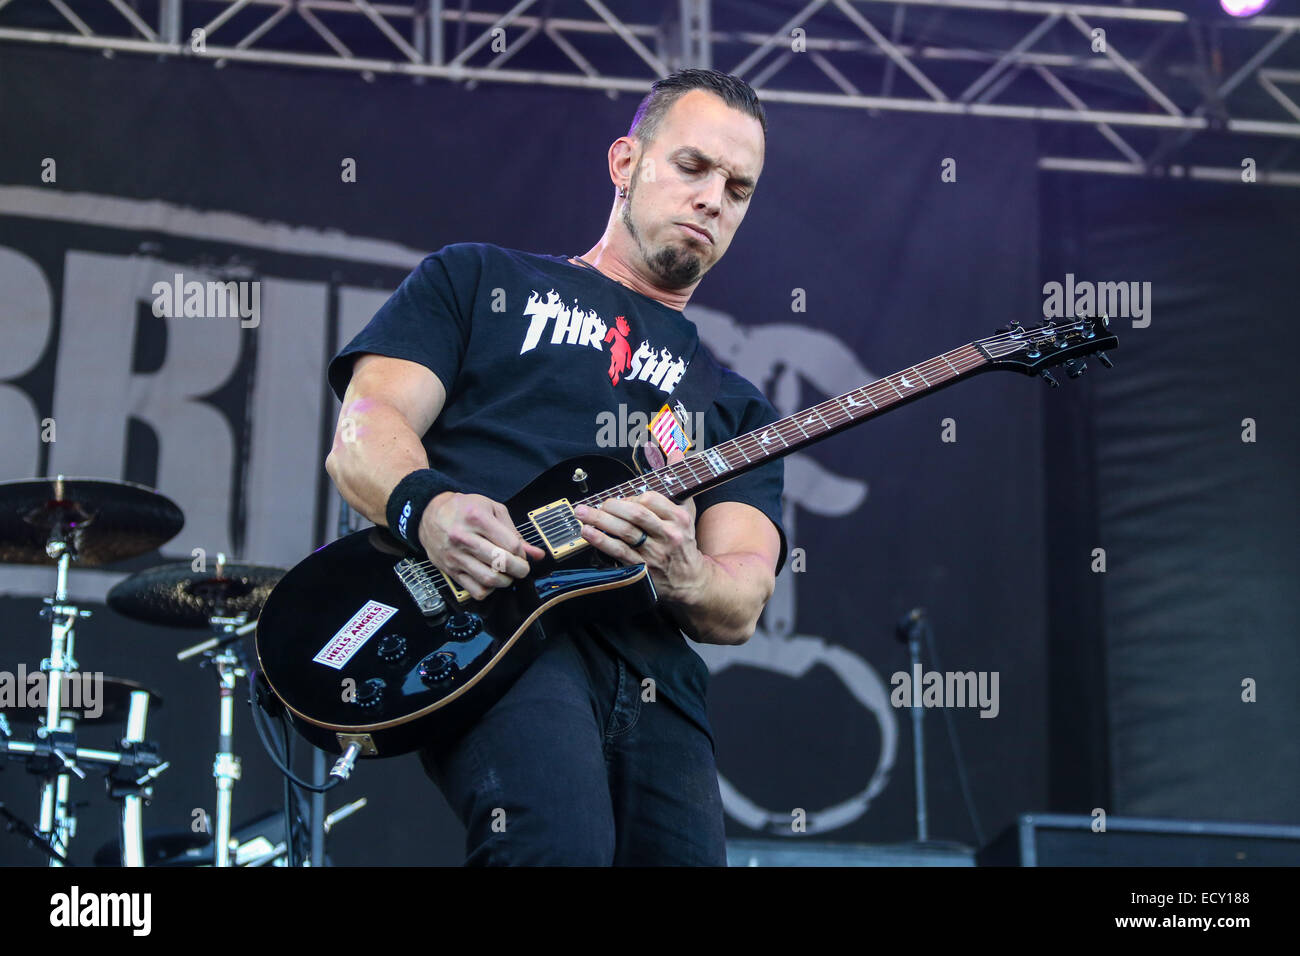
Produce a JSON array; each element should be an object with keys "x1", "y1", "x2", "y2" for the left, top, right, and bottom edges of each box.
[{"x1": 325, "y1": 69, "x2": 787, "y2": 865}]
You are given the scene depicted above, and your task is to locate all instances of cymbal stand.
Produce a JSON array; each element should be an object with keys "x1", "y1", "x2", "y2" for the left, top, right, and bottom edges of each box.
[
  {"x1": 37, "y1": 536, "x2": 91, "y2": 867},
  {"x1": 178, "y1": 616, "x2": 257, "y2": 868},
  {"x1": 106, "y1": 688, "x2": 167, "y2": 866}
]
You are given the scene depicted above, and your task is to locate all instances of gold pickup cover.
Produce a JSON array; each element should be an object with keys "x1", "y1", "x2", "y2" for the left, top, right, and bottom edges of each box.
[
  {"x1": 527, "y1": 499, "x2": 588, "y2": 560},
  {"x1": 434, "y1": 567, "x2": 472, "y2": 604}
]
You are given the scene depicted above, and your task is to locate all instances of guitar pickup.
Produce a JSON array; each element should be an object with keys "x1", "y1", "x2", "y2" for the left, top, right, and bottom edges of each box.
[
  {"x1": 527, "y1": 499, "x2": 588, "y2": 560},
  {"x1": 435, "y1": 568, "x2": 471, "y2": 605}
]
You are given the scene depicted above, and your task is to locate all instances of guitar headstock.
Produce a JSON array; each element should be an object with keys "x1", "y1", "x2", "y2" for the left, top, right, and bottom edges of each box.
[{"x1": 977, "y1": 316, "x2": 1119, "y2": 386}]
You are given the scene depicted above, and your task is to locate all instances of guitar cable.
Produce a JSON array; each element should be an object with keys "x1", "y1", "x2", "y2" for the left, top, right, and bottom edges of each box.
[
  {"x1": 280, "y1": 720, "x2": 315, "y2": 867},
  {"x1": 247, "y1": 670, "x2": 348, "y2": 794},
  {"x1": 244, "y1": 499, "x2": 371, "y2": 801}
]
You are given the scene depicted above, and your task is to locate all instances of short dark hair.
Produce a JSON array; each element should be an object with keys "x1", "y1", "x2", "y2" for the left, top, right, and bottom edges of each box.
[{"x1": 627, "y1": 68, "x2": 767, "y2": 147}]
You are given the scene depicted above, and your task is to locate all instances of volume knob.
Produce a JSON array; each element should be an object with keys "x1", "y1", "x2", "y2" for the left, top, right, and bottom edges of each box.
[
  {"x1": 418, "y1": 651, "x2": 456, "y2": 685},
  {"x1": 446, "y1": 612, "x2": 483, "y2": 641},
  {"x1": 376, "y1": 634, "x2": 407, "y2": 663},
  {"x1": 354, "y1": 678, "x2": 386, "y2": 709}
]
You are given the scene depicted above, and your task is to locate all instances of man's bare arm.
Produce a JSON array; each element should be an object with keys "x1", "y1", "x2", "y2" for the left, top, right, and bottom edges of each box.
[
  {"x1": 325, "y1": 354, "x2": 448, "y2": 526},
  {"x1": 324, "y1": 354, "x2": 543, "y2": 599},
  {"x1": 664, "y1": 500, "x2": 779, "y2": 645},
  {"x1": 575, "y1": 494, "x2": 779, "y2": 646}
]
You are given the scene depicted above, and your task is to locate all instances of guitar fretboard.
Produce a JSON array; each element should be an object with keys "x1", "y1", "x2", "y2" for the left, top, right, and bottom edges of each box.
[{"x1": 581, "y1": 341, "x2": 992, "y2": 506}]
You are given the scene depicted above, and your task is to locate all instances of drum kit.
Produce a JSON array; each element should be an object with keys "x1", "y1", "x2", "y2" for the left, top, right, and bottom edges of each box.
[{"x1": 0, "y1": 476, "x2": 363, "y2": 867}]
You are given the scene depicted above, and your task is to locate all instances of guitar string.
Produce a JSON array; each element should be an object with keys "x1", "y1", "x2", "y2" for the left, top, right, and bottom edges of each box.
[
  {"x1": 510, "y1": 333, "x2": 1063, "y2": 539},
  {"x1": 400, "y1": 322, "x2": 1104, "y2": 575},
  {"x1": 406, "y1": 325, "x2": 1099, "y2": 572},
  {"x1": 520, "y1": 340, "x2": 991, "y2": 539},
  {"x1": 416, "y1": 335, "x2": 1072, "y2": 565}
]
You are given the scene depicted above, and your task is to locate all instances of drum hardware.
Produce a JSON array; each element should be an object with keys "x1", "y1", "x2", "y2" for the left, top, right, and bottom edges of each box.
[
  {"x1": 239, "y1": 798, "x2": 369, "y2": 867},
  {"x1": 109, "y1": 687, "x2": 168, "y2": 867},
  {"x1": 1, "y1": 730, "x2": 168, "y2": 861},
  {"x1": 2, "y1": 733, "x2": 166, "y2": 784},
  {"x1": 179, "y1": 619, "x2": 258, "y2": 868},
  {"x1": 38, "y1": 557, "x2": 87, "y2": 865},
  {"x1": 108, "y1": 556, "x2": 284, "y2": 867},
  {"x1": 2, "y1": 476, "x2": 369, "y2": 866},
  {"x1": 90, "y1": 797, "x2": 368, "y2": 867},
  {"x1": 91, "y1": 829, "x2": 210, "y2": 867},
  {"x1": 0, "y1": 475, "x2": 183, "y2": 867},
  {"x1": 2, "y1": 676, "x2": 164, "y2": 728},
  {"x1": 0, "y1": 801, "x2": 66, "y2": 864}
]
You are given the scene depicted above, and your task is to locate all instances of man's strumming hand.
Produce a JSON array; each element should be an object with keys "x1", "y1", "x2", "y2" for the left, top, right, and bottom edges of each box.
[{"x1": 418, "y1": 491, "x2": 546, "y2": 601}]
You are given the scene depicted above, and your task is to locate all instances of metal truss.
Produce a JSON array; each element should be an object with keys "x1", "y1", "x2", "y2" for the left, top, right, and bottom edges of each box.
[{"x1": 2, "y1": 0, "x2": 1300, "y2": 185}]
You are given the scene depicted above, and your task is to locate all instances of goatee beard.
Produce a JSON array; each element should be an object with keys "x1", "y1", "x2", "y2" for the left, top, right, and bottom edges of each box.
[{"x1": 622, "y1": 200, "x2": 704, "y2": 289}]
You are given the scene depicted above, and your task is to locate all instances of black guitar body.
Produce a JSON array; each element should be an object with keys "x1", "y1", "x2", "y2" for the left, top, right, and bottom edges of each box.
[{"x1": 255, "y1": 454, "x2": 658, "y2": 757}]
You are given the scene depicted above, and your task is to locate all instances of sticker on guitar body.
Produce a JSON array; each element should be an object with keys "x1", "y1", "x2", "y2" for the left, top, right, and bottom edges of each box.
[{"x1": 312, "y1": 600, "x2": 398, "y2": 669}]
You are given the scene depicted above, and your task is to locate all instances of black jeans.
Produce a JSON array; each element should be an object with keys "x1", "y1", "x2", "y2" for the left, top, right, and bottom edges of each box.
[{"x1": 418, "y1": 628, "x2": 727, "y2": 866}]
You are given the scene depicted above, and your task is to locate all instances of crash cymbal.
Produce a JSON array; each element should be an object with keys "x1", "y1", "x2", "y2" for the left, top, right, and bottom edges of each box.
[
  {"x1": 0, "y1": 674, "x2": 163, "y2": 725},
  {"x1": 107, "y1": 559, "x2": 285, "y2": 629},
  {"x1": 0, "y1": 476, "x2": 184, "y2": 566}
]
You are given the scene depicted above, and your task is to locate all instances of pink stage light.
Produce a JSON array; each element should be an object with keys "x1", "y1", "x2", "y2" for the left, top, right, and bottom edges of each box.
[{"x1": 1220, "y1": 0, "x2": 1272, "y2": 16}]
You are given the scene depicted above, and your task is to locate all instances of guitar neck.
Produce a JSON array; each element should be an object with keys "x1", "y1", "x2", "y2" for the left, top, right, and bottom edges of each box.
[{"x1": 583, "y1": 341, "x2": 992, "y2": 506}]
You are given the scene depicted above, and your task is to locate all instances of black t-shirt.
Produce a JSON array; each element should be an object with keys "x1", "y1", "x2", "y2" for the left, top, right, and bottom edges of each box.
[{"x1": 328, "y1": 242, "x2": 786, "y2": 747}]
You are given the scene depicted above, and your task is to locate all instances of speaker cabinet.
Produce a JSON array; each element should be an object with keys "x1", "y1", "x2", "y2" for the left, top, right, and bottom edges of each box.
[{"x1": 978, "y1": 813, "x2": 1300, "y2": 866}]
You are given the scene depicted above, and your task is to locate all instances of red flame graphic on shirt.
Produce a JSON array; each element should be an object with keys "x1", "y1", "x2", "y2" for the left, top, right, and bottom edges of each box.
[{"x1": 604, "y1": 315, "x2": 632, "y2": 386}]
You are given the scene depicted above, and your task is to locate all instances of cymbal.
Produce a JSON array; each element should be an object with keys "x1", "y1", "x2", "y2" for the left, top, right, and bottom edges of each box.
[
  {"x1": 0, "y1": 476, "x2": 184, "y2": 566},
  {"x1": 0, "y1": 675, "x2": 163, "y2": 725},
  {"x1": 107, "y1": 560, "x2": 285, "y2": 629}
]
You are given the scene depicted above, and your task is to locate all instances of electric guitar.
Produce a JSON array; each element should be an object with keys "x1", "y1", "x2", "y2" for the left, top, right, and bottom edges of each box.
[{"x1": 255, "y1": 317, "x2": 1117, "y2": 757}]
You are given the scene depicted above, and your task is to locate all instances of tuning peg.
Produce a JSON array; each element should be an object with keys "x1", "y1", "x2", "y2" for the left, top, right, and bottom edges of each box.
[
  {"x1": 1097, "y1": 352, "x2": 1114, "y2": 369},
  {"x1": 1065, "y1": 359, "x2": 1087, "y2": 379},
  {"x1": 1040, "y1": 370, "x2": 1060, "y2": 388}
]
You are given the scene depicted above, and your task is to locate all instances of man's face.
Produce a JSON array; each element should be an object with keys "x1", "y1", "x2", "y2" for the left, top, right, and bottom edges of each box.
[{"x1": 620, "y1": 89, "x2": 764, "y2": 289}]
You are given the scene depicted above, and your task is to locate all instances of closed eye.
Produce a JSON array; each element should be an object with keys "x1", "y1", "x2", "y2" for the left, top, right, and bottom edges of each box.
[{"x1": 676, "y1": 158, "x2": 751, "y2": 201}]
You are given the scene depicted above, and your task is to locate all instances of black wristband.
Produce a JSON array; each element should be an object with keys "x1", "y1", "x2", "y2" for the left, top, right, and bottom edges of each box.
[{"x1": 386, "y1": 469, "x2": 462, "y2": 551}]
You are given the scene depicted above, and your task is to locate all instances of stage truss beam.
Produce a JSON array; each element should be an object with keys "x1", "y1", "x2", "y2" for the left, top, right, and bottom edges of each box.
[{"x1": 1, "y1": 0, "x2": 1298, "y2": 184}]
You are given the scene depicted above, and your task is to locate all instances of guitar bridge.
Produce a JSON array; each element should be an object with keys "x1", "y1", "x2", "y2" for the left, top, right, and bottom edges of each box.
[{"x1": 394, "y1": 558, "x2": 462, "y2": 615}]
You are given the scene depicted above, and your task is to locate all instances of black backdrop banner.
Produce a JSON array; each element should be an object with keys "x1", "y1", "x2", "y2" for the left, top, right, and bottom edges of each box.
[
  {"x1": 1041, "y1": 174, "x2": 1300, "y2": 825},
  {"x1": 0, "y1": 47, "x2": 1045, "y2": 864}
]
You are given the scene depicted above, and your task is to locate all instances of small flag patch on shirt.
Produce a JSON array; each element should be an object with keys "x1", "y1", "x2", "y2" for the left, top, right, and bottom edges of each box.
[{"x1": 649, "y1": 403, "x2": 692, "y2": 457}]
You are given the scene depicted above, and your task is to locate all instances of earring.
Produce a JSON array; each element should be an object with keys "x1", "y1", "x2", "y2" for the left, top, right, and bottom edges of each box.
[{"x1": 618, "y1": 184, "x2": 628, "y2": 198}]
